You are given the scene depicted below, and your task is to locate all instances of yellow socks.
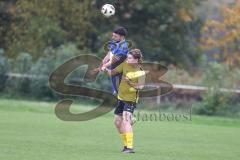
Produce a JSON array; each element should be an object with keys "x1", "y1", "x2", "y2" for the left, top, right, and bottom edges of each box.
[
  {"x1": 120, "y1": 133, "x2": 134, "y2": 149},
  {"x1": 120, "y1": 133, "x2": 127, "y2": 147},
  {"x1": 125, "y1": 133, "x2": 133, "y2": 149}
]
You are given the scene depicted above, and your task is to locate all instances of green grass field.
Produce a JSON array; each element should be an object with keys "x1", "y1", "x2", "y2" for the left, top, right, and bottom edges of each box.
[{"x1": 0, "y1": 98, "x2": 240, "y2": 160}]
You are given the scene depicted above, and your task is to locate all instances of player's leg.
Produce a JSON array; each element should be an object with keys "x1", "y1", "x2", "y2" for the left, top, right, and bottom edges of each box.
[
  {"x1": 114, "y1": 115, "x2": 123, "y2": 133},
  {"x1": 113, "y1": 100, "x2": 127, "y2": 149},
  {"x1": 122, "y1": 102, "x2": 136, "y2": 153},
  {"x1": 122, "y1": 111, "x2": 133, "y2": 132},
  {"x1": 122, "y1": 111, "x2": 135, "y2": 153}
]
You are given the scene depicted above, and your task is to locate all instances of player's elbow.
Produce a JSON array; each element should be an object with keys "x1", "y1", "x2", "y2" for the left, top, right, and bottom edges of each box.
[
  {"x1": 137, "y1": 84, "x2": 145, "y2": 90},
  {"x1": 139, "y1": 86, "x2": 144, "y2": 90},
  {"x1": 107, "y1": 70, "x2": 114, "y2": 77}
]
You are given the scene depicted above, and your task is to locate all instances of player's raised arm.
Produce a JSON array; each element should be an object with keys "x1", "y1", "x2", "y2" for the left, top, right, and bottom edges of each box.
[
  {"x1": 105, "y1": 68, "x2": 120, "y2": 76},
  {"x1": 123, "y1": 70, "x2": 147, "y2": 90},
  {"x1": 105, "y1": 61, "x2": 124, "y2": 76},
  {"x1": 102, "y1": 51, "x2": 110, "y2": 64},
  {"x1": 137, "y1": 70, "x2": 147, "y2": 89},
  {"x1": 102, "y1": 54, "x2": 121, "y2": 70}
]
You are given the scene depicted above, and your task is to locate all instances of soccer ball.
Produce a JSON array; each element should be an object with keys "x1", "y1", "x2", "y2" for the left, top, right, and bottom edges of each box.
[{"x1": 101, "y1": 4, "x2": 115, "y2": 17}]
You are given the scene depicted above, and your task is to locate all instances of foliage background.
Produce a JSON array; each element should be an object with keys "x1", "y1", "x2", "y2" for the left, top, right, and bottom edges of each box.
[{"x1": 0, "y1": 0, "x2": 239, "y2": 117}]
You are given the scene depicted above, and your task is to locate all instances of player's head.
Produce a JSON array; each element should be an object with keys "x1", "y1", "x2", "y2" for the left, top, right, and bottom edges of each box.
[
  {"x1": 127, "y1": 49, "x2": 143, "y2": 65},
  {"x1": 112, "y1": 26, "x2": 127, "y2": 42}
]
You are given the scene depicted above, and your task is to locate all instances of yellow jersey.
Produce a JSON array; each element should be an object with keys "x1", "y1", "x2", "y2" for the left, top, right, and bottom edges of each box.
[{"x1": 115, "y1": 62, "x2": 146, "y2": 103}]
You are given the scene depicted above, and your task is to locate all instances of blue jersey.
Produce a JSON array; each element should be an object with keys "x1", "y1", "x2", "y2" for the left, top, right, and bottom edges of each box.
[
  {"x1": 108, "y1": 40, "x2": 129, "y2": 96},
  {"x1": 109, "y1": 40, "x2": 129, "y2": 57}
]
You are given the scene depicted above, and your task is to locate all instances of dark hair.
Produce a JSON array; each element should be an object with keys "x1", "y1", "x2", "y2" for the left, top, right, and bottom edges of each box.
[
  {"x1": 129, "y1": 49, "x2": 143, "y2": 63},
  {"x1": 113, "y1": 26, "x2": 127, "y2": 36}
]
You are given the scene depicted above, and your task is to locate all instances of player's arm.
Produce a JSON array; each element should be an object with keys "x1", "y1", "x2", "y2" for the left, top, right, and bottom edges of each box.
[
  {"x1": 105, "y1": 68, "x2": 120, "y2": 76},
  {"x1": 101, "y1": 54, "x2": 120, "y2": 70},
  {"x1": 102, "y1": 51, "x2": 111, "y2": 64},
  {"x1": 124, "y1": 77, "x2": 145, "y2": 90},
  {"x1": 137, "y1": 70, "x2": 147, "y2": 89},
  {"x1": 123, "y1": 71, "x2": 147, "y2": 90},
  {"x1": 104, "y1": 61, "x2": 124, "y2": 76},
  {"x1": 92, "y1": 51, "x2": 110, "y2": 73}
]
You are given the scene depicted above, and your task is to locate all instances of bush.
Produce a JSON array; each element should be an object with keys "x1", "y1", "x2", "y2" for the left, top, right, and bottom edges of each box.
[
  {"x1": 0, "y1": 49, "x2": 10, "y2": 91},
  {"x1": 193, "y1": 62, "x2": 240, "y2": 117},
  {"x1": 4, "y1": 52, "x2": 32, "y2": 96},
  {"x1": 28, "y1": 43, "x2": 111, "y2": 100}
]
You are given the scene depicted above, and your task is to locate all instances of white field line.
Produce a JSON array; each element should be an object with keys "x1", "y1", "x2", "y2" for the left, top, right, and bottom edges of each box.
[{"x1": 6, "y1": 73, "x2": 240, "y2": 94}]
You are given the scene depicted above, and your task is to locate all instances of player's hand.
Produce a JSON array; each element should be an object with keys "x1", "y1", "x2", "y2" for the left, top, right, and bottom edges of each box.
[
  {"x1": 122, "y1": 76, "x2": 131, "y2": 82},
  {"x1": 93, "y1": 67, "x2": 100, "y2": 72},
  {"x1": 101, "y1": 66, "x2": 107, "y2": 71}
]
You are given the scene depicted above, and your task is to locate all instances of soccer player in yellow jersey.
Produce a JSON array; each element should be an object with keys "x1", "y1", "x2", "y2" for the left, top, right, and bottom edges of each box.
[{"x1": 105, "y1": 49, "x2": 146, "y2": 153}]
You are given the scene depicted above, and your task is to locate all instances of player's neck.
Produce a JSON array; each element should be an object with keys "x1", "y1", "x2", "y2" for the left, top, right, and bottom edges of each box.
[
  {"x1": 120, "y1": 38, "x2": 125, "y2": 43},
  {"x1": 114, "y1": 39, "x2": 125, "y2": 43}
]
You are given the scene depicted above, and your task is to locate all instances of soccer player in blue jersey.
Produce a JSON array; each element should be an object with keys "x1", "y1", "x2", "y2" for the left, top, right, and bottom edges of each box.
[{"x1": 101, "y1": 26, "x2": 129, "y2": 96}]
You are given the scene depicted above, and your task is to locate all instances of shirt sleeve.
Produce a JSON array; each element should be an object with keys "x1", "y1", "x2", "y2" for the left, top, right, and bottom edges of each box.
[
  {"x1": 115, "y1": 42, "x2": 128, "y2": 56},
  {"x1": 137, "y1": 70, "x2": 146, "y2": 89},
  {"x1": 115, "y1": 62, "x2": 124, "y2": 73}
]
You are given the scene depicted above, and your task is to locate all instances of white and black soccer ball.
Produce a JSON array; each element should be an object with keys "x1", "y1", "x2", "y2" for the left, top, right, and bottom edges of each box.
[{"x1": 101, "y1": 4, "x2": 115, "y2": 17}]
